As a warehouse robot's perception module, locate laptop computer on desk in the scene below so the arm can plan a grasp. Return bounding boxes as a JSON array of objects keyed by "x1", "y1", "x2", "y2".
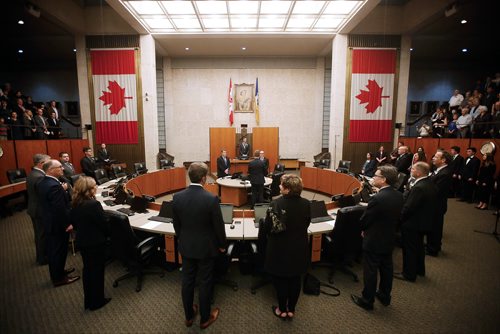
[
  {"x1": 148, "y1": 201, "x2": 174, "y2": 223},
  {"x1": 130, "y1": 196, "x2": 148, "y2": 214},
  {"x1": 220, "y1": 203, "x2": 234, "y2": 224},
  {"x1": 310, "y1": 200, "x2": 335, "y2": 224}
]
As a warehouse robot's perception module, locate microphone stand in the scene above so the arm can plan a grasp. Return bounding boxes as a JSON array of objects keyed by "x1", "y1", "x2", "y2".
[{"x1": 474, "y1": 211, "x2": 500, "y2": 243}]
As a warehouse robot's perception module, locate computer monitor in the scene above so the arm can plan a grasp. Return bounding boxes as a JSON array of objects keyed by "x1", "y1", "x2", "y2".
[
  {"x1": 310, "y1": 200, "x2": 329, "y2": 219},
  {"x1": 130, "y1": 196, "x2": 148, "y2": 213},
  {"x1": 253, "y1": 203, "x2": 269, "y2": 226},
  {"x1": 114, "y1": 186, "x2": 128, "y2": 204},
  {"x1": 220, "y1": 203, "x2": 234, "y2": 224},
  {"x1": 158, "y1": 200, "x2": 174, "y2": 218}
]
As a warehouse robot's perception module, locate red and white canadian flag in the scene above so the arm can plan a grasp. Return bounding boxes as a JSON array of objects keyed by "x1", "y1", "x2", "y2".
[
  {"x1": 349, "y1": 49, "x2": 396, "y2": 142},
  {"x1": 91, "y1": 49, "x2": 138, "y2": 144}
]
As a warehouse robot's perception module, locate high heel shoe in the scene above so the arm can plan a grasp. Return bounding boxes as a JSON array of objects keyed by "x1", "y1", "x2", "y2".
[{"x1": 272, "y1": 306, "x2": 287, "y2": 320}]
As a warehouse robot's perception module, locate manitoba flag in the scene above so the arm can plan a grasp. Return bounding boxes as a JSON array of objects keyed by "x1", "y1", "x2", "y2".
[
  {"x1": 349, "y1": 49, "x2": 396, "y2": 142},
  {"x1": 91, "y1": 49, "x2": 138, "y2": 144}
]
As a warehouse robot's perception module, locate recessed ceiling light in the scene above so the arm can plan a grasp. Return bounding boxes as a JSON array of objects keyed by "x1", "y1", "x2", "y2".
[
  {"x1": 18, "y1": 49, "x2": 23, "y2": 54},
  {"x1": 73, "y1": 48, "x2": 77, "y2": 52},
  {"x1": 462, "y1": 48, "x2": 468, "y2": 53},
  {"x1": 185, "y1": 47, "x2": 190, "y2": 51},
  {"x1": 241, "y1": 47, "x2": 247, "y2": 51},
  {"x1": 18, "y1": 20, "x2": 24, "y2": 25},
  {"x1": 410, "y1": 48, "x2": 413, "y2": 51},
  {"x1": 461, "y1": 19, "x2": 467, "y2": 24}
]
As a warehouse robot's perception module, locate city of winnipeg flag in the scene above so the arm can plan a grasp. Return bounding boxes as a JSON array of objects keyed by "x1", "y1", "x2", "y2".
[
  {"x1": 349, "y1": 49, "x2": 396, "y2": 142},
  {"x1": 91, "y1": 49, "x2": 138, "y2": 144}
]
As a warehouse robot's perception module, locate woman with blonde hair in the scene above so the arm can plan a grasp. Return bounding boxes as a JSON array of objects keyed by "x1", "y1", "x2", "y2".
[{"x1": 70, "y1": 176, "x2": 110, "y2": 311}]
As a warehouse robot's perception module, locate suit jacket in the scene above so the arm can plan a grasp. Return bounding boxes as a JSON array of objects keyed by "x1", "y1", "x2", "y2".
[
  {"x1": 80, "y1": 156, "x2": 96, "y2": 177},
  {"x1": 46, "y1": 118, "x2": 60, "y2": 138},
  {"x1": 362, "y1": 159, "x2": 377, "y2": 177},
  {"x1": 450, "y1": 154, "x2": 465, "y2": 177},
  {"x1": 71, "y1": 199, "x2": 108, "y2": 249},
  {"x1": 431, "y1": 165, "x2": 452, "y2": 214},
  {"x1": 216, "y1": 156, "x2": 231, "y2": 177},
  {"x1": 239, "y1": 142, "x2": 250, "y2": 157},
  {"x1": 401, "y1": 177, "x2": 438, "y2": 232},
  {"x1": 37, "y1": 176, "x2": 71, "y2": 235},
  {"x1": 361, "y1": 186, "x2": 403, "y2": 254},
  {"x1": 462, "y1": 156, "x2": 480, "y2": 181},
  {"x1": 172, "y1": 185, "x2": 226, "y2": 259},
  {"x1": 33, "y1": 115, "x2": 47, "y2": 134},
  {"x1": 97, "y1": 148, "x2": 111, "y2": 162},
  {"x1": 264, "y1": 194, "x2": 311, "y2": 276},
  {"x1": 395, "y1": 153, "x2": 412, "y2": 174},
  {"x1": 61, "y1": 162, "x2": 75, "y2": 181},
  {"x1": 27, "y1": 168, "x2": 45, "y2": 218},
  {"x1": 260, "y1": 157, "x2": 269, "y2": 176},
  {"x1": 248, "y1": 158, "x2": 266, "y2": 185},
  {"x1": 376, "y1": 151, "x2": 388, "y2": 165}
]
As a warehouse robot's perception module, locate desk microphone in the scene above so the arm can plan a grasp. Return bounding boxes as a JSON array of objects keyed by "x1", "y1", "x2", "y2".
[{"x1": 311, "y1": 192, "x2": 317, "y2": 201}]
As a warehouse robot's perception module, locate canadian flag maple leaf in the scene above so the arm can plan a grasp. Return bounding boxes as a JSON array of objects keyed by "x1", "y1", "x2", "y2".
[
  {"x1": 99, "y1": 80, "x2": 133, "y2": 115},
  {"x1": 355, "y1": 79, "x2": 390, "y2": 113}
]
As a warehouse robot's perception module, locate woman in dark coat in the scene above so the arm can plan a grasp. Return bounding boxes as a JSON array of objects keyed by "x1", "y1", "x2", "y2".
[
  {"x1": 361, "y1": 152, "x2": 377, "y2": 177},
  {"x1": 70, "y1": 176, "x2": 110, "y2": 311},
  {"x1": 264, "y1": 174, "x2": 311, "y2": 320},
  {"x1": 476, "y1": 153, "x2": 496, "y2": 210}
]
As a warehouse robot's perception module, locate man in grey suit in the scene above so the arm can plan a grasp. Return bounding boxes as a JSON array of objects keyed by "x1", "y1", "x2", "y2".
[
  {"x1": 351, "y1": 165, "x2": 403, "y2": 310},
  {"x1": 27, "y1": 153, "x2": 51, "y2": 265},
  {"x1": 395, "y1": 162, "x2": 438, "y2": 282},
  {"x1": 59, "y1": 152, "x2": 75, "y2": 184},
  {"x1": 173, "y1": 162, "x2": 226, "y2": 330}
]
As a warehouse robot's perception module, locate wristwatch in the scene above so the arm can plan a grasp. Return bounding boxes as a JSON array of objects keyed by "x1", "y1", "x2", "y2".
[{"x1": 480, "y1": 141, "x2": 496, "y2": 155}]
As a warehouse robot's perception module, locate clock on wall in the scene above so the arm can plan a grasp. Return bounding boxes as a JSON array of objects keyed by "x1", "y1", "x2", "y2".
[{"x1": 480, "y1": 141, "x2": 496, "y2": 155}]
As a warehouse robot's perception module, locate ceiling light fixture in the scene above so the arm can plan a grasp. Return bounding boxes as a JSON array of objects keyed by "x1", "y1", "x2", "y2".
[
  {"x1": 461, "y1": 19, "x2": 467, "y2": 24},
  {"x1": 73, "y1": 48, "x2": 77, "y2": 52},
  {"x1": 241, "y1": 47, "x2": 247, "y2": 51},
  {"x1": 462, "y1": 48, "x2": 468, "y2": 53},
  {"x1": 410, "y1": 48, "x2": 413, "y2": 51},
  {"x1": 185, "y1": 47, "x2": 190, "y2": 51},
  {"x1": 18, "y1": 49, "x2": 23, "y2": 54},
  {"x1": 18, "y1": 20, "x2": 24, "y2": 25}
]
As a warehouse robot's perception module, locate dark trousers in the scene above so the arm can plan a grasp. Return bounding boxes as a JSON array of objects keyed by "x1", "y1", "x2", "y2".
[
  {"x1": 30, "y1": 215, "x2": 47, "y2": 264},
  {"x1": 426, "y1": 213, "x2": 445, "y2": 254},
  {"x1": 476, "y1": 184, "x2": 493, "y2": 203},
  {"x1": 271, "y1": 275, "x2": 301, "y2": 312},
  {"x1": 450, "y1": 176, "x2": 461, "y2": 197},
  {"x1": 251, "y1": 184, "x2": 264, "y2": 207},
  {"x1": 462, "y1": 179, "x2": 475, "y2": 201},
  {"x1": 362, "y1": 251, "x2": 393, "y2": 304},
  {"x1": 81, "y1": 245, "x2": 106, "y2": 309},
  {"x1": 401, "y1": 227, "x2": 425, "y2": 280},
  {"x1": 47, "y1": 232, "x2": 69, "y2": 282},
  {"x1": 182, "y1": 257, "x2": 215, "y2": 323}
]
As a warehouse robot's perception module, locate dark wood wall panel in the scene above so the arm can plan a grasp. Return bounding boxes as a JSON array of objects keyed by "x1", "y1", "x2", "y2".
[
  {"x1": 253, "y1": 127, "x2": 279, "y2": 172},
  {"x1": 209, "y1": 128, "x2": 236, "y2": 174},
  {"x1": 401, "y1": 138, "x2": 416, "y2": 153},
  {"x1": 70, "y1": 139, "x2": 90, "y2": 174},
  {"x1": 47, "y1": 140, "x2": 72, "y2": 161},
  {"x1": 415, "y1": 138, "x2": 440, "y2": 163},
  {"x1": 97, "y1": 144, "x2": 144, "y2": 174},
  {"x1": 15, "y1": 141, "x2": 47, "y2": 174},
  {"x1": 0, "y1": 141, "x2": 17, "y2": 185}
]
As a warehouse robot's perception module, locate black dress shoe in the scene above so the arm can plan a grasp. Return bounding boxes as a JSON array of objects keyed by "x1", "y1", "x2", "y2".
[
  {"x1": 185, "y1": 304, "x2": 199, "y2": 327},
  {"x1": 64, "y1": 267, "x2": 75, "y2": 275},
  {"x1": 393, "y1": 272, "x2": 415, "y2": 282},
  {"x1": 200, "y1": 308, "x2": 220, "y2": 329},
  {"x1": 350, "y1": 294, "x2": 373, "y2": 311},
  {"x1": 426, "y1": 250, "x2": 438, "y2": 257},
  {"x1": 89, "y1": 298, "x2": 111, "y2": 311},
  {"x1": 375, "y1": 292, "x2": 390, "y2": 306},
  {"x1": 53, "y1": 275, "x2": 80, "y2": 287}
]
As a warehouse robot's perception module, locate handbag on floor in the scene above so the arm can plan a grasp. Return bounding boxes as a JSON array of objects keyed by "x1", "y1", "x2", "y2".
[{"x1": 303, "y1": 273, "x2": 340, "y2": 297}]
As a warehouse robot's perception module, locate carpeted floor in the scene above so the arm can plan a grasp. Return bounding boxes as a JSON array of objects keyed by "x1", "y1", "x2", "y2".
[{"x1": 1, "y1": 198, "x2": 499, "y2": 333}]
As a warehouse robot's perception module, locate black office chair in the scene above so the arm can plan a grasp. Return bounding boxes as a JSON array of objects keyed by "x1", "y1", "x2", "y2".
[
  {"x1": 394, "y1": 172, "x2": 409, "y2": 192},
  {"x1": 336, "y1": 160, "x2": 351, "y2": 173},
  {"x1": 112, "y1": 165, "x2": 127, "y2": 178},
  {"x1": 106, "y1": 210, "x2": 164, "y2": 292},
  {"x1": 313, "y1": 152, "x2": 331, "y2": 168},
  {"x1": 159, "y1": 159, "x2": 175, "y2": 169},
  {"x1": 70, "y1": 173, "x2": 85, "y2": 186},
  {"x1": 213, "y1": 242, "x2": 239, "y2": 294},
  {"x1": 273, "y1": 163, "x2": 285, "y2": 173},
  {"x1": 6, "y1": 169, "x2": 27, "y2": 184},
  {"x1": 250, "y1": 213, "x2": 272, "y2": 294},
  {"x1": 94, "y1": 169, "x2": 110, "y2": 185},
  {"x1": 321, "y1": 205, "x2": 366, "y2": 283},
  {"x1": 134, "y1": 162, "x2": 147, "y2": 175}
]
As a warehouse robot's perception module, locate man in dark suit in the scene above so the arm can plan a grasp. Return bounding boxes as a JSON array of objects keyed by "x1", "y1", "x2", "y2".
[
  {"x1": 46, "y1": 111, "x2": 60, "y2": 139},
  {"x1": 351, "y1": 165, "x2": 403, "y2": 310},
  {"x1": 216, "y1": 149, "x2": 231, "y2": 178},
  {"x1": 427, "y1": 150, "x2": 453, "y2": 256},
  {"x1": 96, "y1": 143, "x2": 111, "y2": 163},
  {"x1": 449, "y1": 146, "x2": 465, "y2": 197},
  {"x1": 395, "y1": 162, "x2": 438, "y2": 282},
  {"x1": 248, "y1": 151, "x2": 266, "y2": 208},
  {"x1": 459, "y1": 147, "x2": 480, "y2": 202},
  {"x1": 33, "y1": 107, "x2": 48, "y2": 139},
  {"x1": 173, "y1": 162, "x2": 226, "y2": 329},
  {"x1": 394, "y1": 146, "x2": 412, "y2": 175},
  {"x1": 59, "y1": 151, "x2": 75, "y2": 184},
  {"x1": 238, "y1": 137, "x2": 250, "y2": 159},
  {"x1": 27, "y1": 153, "x2": 51, "y2": 265},
  {"x1": 259, "y1": 150, "x2": 270, "y2": 176},
  {"x1": 80, "y1": 147, "x2": 97, "y2": 178},
  {"x1": 37, "y1": 159, "x2": 80, "y2": 287}
]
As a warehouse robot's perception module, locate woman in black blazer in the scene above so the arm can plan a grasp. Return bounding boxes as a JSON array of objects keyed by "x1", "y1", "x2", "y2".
[
  {"x1": 264, "y1": 174, "x2": 311, "y2": 320},
  {"x1": 361, "y1": 152, "x2": 377, "y2": 177},
  {"x1": 70, "y1": 176, "x2": 110, "y2": 311},
  {"x1": 476, "y1": 154, "x2": 496, "y2": 210}
]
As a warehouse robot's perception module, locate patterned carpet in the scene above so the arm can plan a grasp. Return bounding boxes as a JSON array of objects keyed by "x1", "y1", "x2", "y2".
[{"x1": 1, "y1": 199, "x2": 499, "y2": 333}]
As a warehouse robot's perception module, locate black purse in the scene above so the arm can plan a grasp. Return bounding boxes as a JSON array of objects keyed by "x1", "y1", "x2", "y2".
[
  {"x1": 303, "y1": 273, "x2": 340, "y2": 297},
  {"x1": 266, "y1": 199, "x2": 287, "y2": 234}
]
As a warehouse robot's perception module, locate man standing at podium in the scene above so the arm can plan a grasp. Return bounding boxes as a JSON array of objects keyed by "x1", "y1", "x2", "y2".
[
  {"x1": 216, "y1": 149, "x2": 231, "y2": 178},
  {"x1": 248, "y1": 151, "x2": 266, "y2": 208},
  {"x1": 173, "y1": 162, "x2": 226, "y2": 329},
  {"x1": 239, "y1": 137, "x2": 250, "y2": 159}
]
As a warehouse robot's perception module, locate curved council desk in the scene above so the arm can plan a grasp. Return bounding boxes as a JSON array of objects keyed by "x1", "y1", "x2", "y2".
[{"x1": 216, "y1": 176, "x2": 272, "y2": 207}]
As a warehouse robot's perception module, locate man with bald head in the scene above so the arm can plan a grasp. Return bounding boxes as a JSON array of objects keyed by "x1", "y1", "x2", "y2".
[
  {"x1": 394, "y1": 162, "x2": 437, "y2": 283},
  {"x1": 394, "y1": 146, "x2": 412, "y2": 175},
  {"x1": 37, "y1": 159, "x2": 79, "y2": 287}
]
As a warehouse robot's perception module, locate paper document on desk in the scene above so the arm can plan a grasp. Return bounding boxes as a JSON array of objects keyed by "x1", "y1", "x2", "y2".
[
  {"x1": 141, "y1": 221, "x2": 162, "y2": 229},
  {"x1": 326, "y1": 220, "x2": 335, "y2": 228}
]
